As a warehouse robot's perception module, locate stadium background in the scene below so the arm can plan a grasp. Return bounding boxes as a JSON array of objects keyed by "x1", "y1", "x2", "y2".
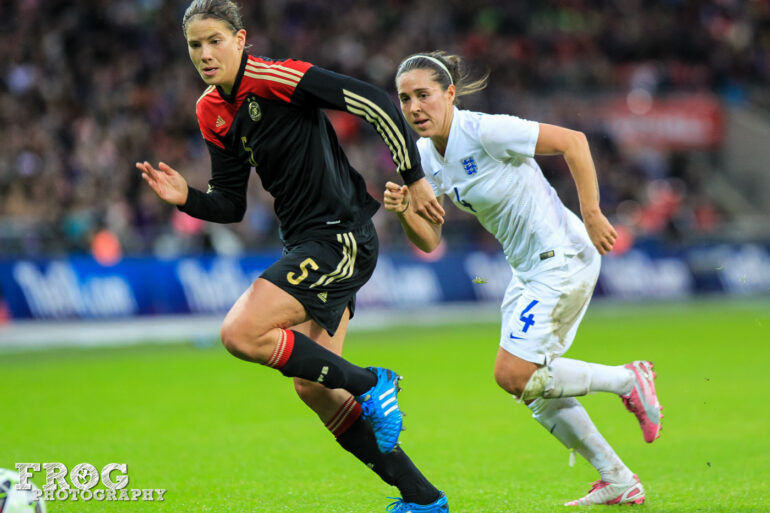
[
  {"x1": 1, "y1": 1, "x2": 769, "y2": 512},
  {"x1": 1, "y1": 0, "x2": 769, "y2": 328}
]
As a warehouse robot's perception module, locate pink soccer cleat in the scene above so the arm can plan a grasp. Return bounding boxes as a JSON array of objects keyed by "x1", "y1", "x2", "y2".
[
  {"x1": 565, "y1": 475, "x2": 645, "y2": 506},
  {"x1": 621, "y1": 360, "x2": 662, "y2": 443}
]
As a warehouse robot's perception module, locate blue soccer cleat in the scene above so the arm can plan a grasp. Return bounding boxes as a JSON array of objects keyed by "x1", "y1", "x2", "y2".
[
  {"x1": 386, "y1": 491, "x2": 449, "y2": 512},
  {"x1": 356, "y1": 367, "x2": 403, "y2": 453}
]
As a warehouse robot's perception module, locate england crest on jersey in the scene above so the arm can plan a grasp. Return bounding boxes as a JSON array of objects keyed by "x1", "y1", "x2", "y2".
[{"x1": 461, "y1": 156, "x2": 478, "y2": 175}]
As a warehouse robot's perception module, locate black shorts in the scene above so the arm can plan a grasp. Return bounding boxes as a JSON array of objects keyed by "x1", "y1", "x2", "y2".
[{"x1": 260, "y1": 220, "x2": 378, "y2": 336}]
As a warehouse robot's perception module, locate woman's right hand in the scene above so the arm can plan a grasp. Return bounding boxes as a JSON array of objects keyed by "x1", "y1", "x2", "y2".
[
  {"x1": 135, "y1": 161, "x2": 189, "y2": 206},
  {"x1": 384, "y1": 181, "x2": 410, "y2": 215}
]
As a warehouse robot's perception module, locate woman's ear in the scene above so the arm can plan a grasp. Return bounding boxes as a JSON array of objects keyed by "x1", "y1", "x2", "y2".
[{"x1": 446, "y1": 84, "x2": 456, "y2": 104}]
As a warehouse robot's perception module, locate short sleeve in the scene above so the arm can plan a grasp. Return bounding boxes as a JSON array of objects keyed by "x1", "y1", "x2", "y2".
[
  {"x1": 424, "y1": 172, "x2": 443, "y2": 198},
  {"x1": 416, "y1": 139, "x2": 446, "y2": 198},
  {"x1": 478, "y1": 114, "x2": 539, "y2": 161}
]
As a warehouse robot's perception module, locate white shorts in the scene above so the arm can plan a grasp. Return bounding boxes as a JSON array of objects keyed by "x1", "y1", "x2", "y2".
[{"x1": 499, "y1": 247, "x2": 601, "y2": 365}]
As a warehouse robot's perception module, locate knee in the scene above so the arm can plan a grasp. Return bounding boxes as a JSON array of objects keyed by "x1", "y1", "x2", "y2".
[
  {"x1": 220, "y1": 317, "x2": 270, "y2": 362},
  {"x1": 494, "y1": 366, "x2": 534, "y2": 397},
  {"x1": 220, "y1": 321, "x2": 246, "y2": 359}
]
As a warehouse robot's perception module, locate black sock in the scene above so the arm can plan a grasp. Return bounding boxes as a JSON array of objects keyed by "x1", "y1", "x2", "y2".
[
  {"x1": 336, "y1": 416, "x2": 441, "y2": 505},
  {"x1": 274, "y1": 330, "x2": 376, "y2": 396}
]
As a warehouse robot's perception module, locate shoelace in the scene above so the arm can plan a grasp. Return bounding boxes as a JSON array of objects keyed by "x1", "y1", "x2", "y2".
[
  {"x1": 360, "y1": 400, "x2": 374, "y2": 417},
  {"x1": 385, "y1": 496, "x2": 407, "y2": 513}
]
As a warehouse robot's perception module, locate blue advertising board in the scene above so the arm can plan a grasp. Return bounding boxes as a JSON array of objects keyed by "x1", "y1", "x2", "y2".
[{"x1": 1, "y1": 244, "x2": 768, "y2": 321}]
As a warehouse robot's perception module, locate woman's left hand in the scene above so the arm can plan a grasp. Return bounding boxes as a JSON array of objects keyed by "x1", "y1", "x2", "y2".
[{"x1": 583, "y1": 211, "x2": 617, "y2": 255}]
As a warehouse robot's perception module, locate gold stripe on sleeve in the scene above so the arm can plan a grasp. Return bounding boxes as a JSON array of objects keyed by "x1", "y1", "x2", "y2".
[
  {"x1": 245, "y1": 64, "x2": 303, "y2": 84},
  {"x1": 343, "y1": 90, "x2": 410, "y2": 171},
  {"x1": 247, "y1": 61, "x2": 306, "y2": 79},
  {"x1": 244, "y1": 71, "x2": 300, "y2": 88}
]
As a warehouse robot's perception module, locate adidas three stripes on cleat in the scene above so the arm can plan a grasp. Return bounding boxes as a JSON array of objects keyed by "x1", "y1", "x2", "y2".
[{"x1": 356, "y1": 367, "x2": 404, "y2": 453}]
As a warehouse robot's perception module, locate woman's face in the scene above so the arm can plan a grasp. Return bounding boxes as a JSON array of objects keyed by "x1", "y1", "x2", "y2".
[
  {"x1": 185, "y1": 16, "x2": 245, "y2": 93},
  {"x1": 396, "y1": 68, "x2": 455, "y2": 141}
]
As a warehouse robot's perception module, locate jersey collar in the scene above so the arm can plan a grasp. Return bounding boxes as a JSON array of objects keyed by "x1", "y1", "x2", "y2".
[{"x1": 430, "y1": 106, "x2": 460, "y2": 163}]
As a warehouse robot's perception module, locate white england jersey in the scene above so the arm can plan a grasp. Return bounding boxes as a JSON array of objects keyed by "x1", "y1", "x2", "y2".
[{"x1": 418, "y1": 107, "x2": 592, "y2": 277}]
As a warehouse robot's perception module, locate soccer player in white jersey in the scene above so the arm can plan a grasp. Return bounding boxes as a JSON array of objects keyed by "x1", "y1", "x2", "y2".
[{"x1": 384, "y1": 52, "x2": 663, "y2": 507}]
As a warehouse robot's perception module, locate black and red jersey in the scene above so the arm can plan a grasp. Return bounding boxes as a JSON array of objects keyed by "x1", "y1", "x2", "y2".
[{"x1": 180, "y1": 53, "x2": 424, "y2": 246}]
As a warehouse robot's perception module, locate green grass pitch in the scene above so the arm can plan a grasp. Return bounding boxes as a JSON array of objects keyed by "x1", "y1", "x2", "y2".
[{"x1": 2, "y1": 299, "x2": 769, "y2": 512}]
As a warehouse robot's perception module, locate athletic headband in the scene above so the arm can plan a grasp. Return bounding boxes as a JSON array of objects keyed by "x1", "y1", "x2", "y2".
[{"x1": 401, "y1": 55, "x2": 453, "y2": 85}]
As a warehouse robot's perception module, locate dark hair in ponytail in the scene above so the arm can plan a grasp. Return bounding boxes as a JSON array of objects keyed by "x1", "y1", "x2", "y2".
[{"x1": 396, "y1": 51, "x2": 489, "y2": 104}]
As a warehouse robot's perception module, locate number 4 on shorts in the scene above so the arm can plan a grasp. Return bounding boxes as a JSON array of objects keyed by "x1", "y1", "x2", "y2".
[{"x1": 520, "y1": 299, "x2": 539, "y2": 333}]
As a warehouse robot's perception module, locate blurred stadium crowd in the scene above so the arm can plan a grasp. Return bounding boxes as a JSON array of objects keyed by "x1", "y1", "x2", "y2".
[{"x1": 1, "y1": 0, "x2": 767, "y2": 258}]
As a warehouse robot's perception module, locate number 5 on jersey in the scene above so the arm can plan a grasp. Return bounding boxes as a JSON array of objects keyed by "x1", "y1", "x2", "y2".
[{"x1": 287, "y1": 258, "x2": 319, "y2": 285}]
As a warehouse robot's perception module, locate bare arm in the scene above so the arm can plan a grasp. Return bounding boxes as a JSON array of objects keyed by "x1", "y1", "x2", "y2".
[
  {"x1": 535, "y1": 123, "x2": 617, "y2": 254},
  {"x1": 383, "y1": 181, "x2": 443, "y2": 252}
]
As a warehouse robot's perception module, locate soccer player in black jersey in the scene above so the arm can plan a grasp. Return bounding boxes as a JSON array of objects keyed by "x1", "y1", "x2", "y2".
[{"x1": 135, "y1": 1, "x2": 448, "y2": 511}]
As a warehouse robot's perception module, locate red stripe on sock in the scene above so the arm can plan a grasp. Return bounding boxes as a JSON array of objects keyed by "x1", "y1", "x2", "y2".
[
  {"x1": 326, "y1": 396, "x2": 362, "y2": 437},
  {"x1": 265, "y1": 330, "x2": 284, "y2": 367},
  {"x1": 277, "y1": 329, "x2": 295, "y2": 368},
  {"x1": 266, "y1": 329, "x2": 295, "y2": 369},
  {"x1": 333, "y1": 402, "x2": 362, "y2": 437},
  {"x1": 326, "y1": 396, "x2": 355, "y2": 432}
]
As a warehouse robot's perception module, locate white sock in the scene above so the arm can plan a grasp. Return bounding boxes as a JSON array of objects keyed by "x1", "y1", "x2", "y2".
[
  {"x1": 544, "y1": 358, "x2": 634, "y2": 398},
  {"x1": 529, "y1": 397, "x2": 635, "y2": 484}
]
